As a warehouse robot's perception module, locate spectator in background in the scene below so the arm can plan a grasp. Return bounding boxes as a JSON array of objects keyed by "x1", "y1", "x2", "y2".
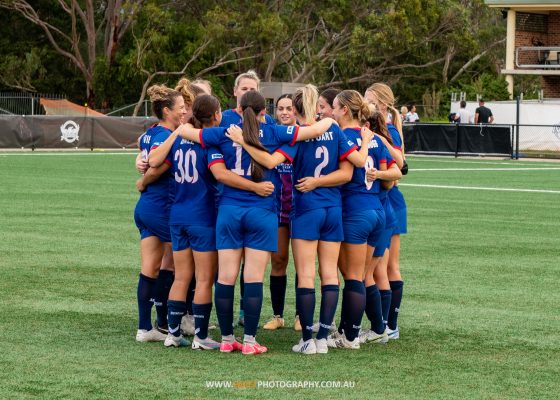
[
  {"x1": 406, "y1": 104, "x2": 419, "y2": 123},
  {"x1": 474, "y1": 99, "x2": 494, "y2": 124},
  {"x1": 454, "y1": 100, "x2": 472, "y2": 124},
  {"x1": 400, "y1": 106, "x2": 408, "y2": 122}
]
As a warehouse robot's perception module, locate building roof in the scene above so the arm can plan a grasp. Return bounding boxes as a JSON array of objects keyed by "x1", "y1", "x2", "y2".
[
  {"x1": 485, "y1": 0, "x2": 560, "y2": 10},
  {"x1": 40, "y1": 98, "x2": 105, "y2": 116}
]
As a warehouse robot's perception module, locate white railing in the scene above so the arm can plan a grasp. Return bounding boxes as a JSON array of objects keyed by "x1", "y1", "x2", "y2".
[{"x1": 515, "y1": 46, "x2": 560, "y2": 68}]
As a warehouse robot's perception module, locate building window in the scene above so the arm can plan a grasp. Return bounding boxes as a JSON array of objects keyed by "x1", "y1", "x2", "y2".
[{"x1": 516, "y1": 12, "x2": 548, "y2": 33}]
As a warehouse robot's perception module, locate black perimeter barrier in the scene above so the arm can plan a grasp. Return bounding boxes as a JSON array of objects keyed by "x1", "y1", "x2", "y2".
[
  {"x1": 403, "y1": 123, "x2": 514, "y2": 158},
  {"x1": 0, "y1": 116, "x2": 157, "y2": 150},
  {"x1": 0, "y1": 117, "x2": 540, "y2": 160}
]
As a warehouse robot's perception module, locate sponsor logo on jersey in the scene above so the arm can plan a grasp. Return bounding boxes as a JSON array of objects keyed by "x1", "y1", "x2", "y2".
[
  {"x1": 211, "y1": 153, "x2": 223, "y2": 159},
  {"x1": 286, "y1": 126, "x2": 295, "y2": 135},
  {"x1": 180, "y1": 138, "x2": 194, "y2": 145},
  {"x1": 276, "y1": 163, "x2": 292, "y2": 173},
  {"x1": 60, "y1": 120, "x2": 80, "y2": 143}
]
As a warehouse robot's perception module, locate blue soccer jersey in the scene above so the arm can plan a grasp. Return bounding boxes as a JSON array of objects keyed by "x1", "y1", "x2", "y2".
[
  {"x1": 136, "y1": 125, "x2": 174, "y2": 214},
  {"x1": 199, "y1": 123, "x2": 299, "y2": 211},
  {"x1": 387, "y1": 123, "x2": 402, "y2": 152},
  {"x1": 220, "y1": 109, "x2": 275, "y2": 127},
  {"x1": 167, "y1": 136, "x2": 219, "y2": 226},
  {"x1": 386, "y1": 123, "x2": 407, "y2": 212},
  {"x1": 291, "y1": 124, "x2": 357, "y2": 216},
  {"x1": 341, "y1": 127, "x2": 394, "y2": 213}
]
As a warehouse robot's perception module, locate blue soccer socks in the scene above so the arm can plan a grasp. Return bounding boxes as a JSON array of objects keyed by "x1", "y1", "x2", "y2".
[
  {"x1": 317, "y1": 285, "x2": 339, "y2": 340},
  {"x1": 388, "y1": 280, "x2": 404, "y2": 330},
  {"x1": 215, "y1": 282, "x2": 235, "y2": 337},
  {"x1": 137, "y1": 273, "x2": 156, "y2": 331}
]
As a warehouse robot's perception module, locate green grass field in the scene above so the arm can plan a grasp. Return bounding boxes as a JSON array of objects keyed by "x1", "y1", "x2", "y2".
[{"x1": 1, "y1": 152, "x2": 559, "y2": 400}]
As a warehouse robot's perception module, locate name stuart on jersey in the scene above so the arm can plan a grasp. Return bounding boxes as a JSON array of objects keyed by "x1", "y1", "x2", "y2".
[{"x1": 304, "y1": 131, "x2": 334, "y2": 142}]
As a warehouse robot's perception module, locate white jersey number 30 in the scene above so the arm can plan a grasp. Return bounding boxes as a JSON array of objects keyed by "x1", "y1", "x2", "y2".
[{"x1": 174, "y1": 148, "x2": 199, "y2": 184}]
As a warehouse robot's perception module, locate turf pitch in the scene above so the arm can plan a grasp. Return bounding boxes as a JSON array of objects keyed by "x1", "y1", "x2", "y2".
[{"x1": 0, "y1": 152, "x2": 559, "y2": 399}]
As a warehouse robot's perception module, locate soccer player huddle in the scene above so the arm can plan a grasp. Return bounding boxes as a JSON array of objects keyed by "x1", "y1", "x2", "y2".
[{"x1": 133, "y1": 70, "x2": 407, "y2": 355}]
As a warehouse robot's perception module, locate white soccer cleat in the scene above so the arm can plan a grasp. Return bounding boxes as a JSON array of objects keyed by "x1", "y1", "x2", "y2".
[
  {"x1": 136, "y1": 328, "x2": 167, "y2": 343},
  {"x1": 292, "y1": 338, "x2": 317, "y2": 354},
  {"x1": 315, "y1": 338, "x2": 329, "y2": 354},
  {"x1": 326, "y1": 331, "x2": 360, "y2": 350},
  {"x1": 387, "y1": 326, "x2": 400, "y2": 340},
  {"x1": 181, "y1": 313, "x2": 195, "y2": 336},
  {"x1": 191, "y1": 335, "x2": 220, "y2": 350},
  {"x1": 164, "y1": 334, "x2": 190, "y2": 347},
  {"x1": 359, "y1": 329, "x2": 388, "y2": 344},
  {"x1": 326, "y1": 330, "x2": 342, "y2": 348}
]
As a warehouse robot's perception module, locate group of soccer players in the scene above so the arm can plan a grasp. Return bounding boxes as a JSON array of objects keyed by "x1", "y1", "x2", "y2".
[{"x1": 133, "y1": 70, "x2": 407, "y2": 355}]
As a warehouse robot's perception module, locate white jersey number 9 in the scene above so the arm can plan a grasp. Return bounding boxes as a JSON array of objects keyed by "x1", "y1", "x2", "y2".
[
  {"x1": 174, "y1": 148, "x2": 199, "y2": 184},
  {"x1": 364, "y1": 156, "x2": 374, "y2": 190},
  {"x1": 314, "y1": 146, "x2": 329, "y2": 178}
]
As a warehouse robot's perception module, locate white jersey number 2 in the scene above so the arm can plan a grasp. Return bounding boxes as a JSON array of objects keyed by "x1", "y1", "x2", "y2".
[{"x1": 314, "y1": 146, "x2": 329, "y2": 178}]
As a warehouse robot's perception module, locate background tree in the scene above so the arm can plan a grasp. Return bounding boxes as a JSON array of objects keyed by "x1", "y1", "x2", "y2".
[
  {"x1": 0, "y1": 0, "x2": 145, "y2": 107},
  {"x1": 0, "y1": 0, "x2": 512, "y2": 118}
]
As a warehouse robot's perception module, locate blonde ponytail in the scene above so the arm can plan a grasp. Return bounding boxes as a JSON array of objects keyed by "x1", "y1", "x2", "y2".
[
  {"x1": 293, "y1": 84, "x2": 319, "y2": 125},
  {"x1": 336, "y1": 90, "x2": 371, "y2": 125},
  {"x1": 366, "y1": 83, "x2": 405, "y2": 153},
  {"x1": 175, "y1": 77, "x2": 196, "y2": 108}
]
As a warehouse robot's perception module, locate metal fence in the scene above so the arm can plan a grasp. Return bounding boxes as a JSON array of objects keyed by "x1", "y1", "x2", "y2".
[
  {"x1": 0, "y1": 92, "x2": 66, "y2": 115},
  {"x1": 403, "y1": 122, "x2": 560, "y2": 159},
  {"x1": 105, "y1": 101, "x2": 151, "y2": 117},
  {"x1": 515, "y1": 123, "x2": 560, "y2": 159}
]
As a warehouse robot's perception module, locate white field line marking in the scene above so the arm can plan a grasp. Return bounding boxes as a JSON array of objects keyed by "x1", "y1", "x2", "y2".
[
  {"x1": 407, "y1": 157, "x2": 560, "y2": 166},
  {"x1": 0, "y1": 152, "x2": 134, "y2": 156},
  {"x1": 399, "y1": 183, "x2": 560, "y2": 194},
  {"x1": 411, "y1": 167, "x2": 560, "y2": 171}
]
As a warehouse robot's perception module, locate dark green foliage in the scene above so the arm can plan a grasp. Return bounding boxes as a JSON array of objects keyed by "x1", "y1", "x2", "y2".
[{"x1": 0, "y1": 0, "x2": 523, "y2": 116}]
